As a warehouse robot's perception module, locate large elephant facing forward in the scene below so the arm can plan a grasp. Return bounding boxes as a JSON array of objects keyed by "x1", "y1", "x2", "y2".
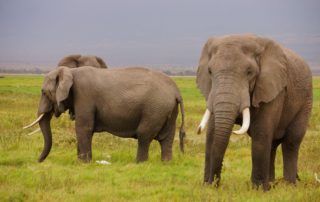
[
  {"x1": 196, "y1": 34, "x2": 312, "y2": 190},
  {"x1": 25, "y1": 66, "x2": 185, "y2": 163}
]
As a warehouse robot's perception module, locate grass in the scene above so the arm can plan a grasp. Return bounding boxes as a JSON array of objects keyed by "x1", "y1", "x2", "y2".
[{"x1": 0, "y1": 75, "x2": 319, "y2": 201}]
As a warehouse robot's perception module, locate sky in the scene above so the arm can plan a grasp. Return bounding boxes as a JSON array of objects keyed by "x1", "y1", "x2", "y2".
[{"x1": 0, "y1": 0, "x2": 319, "y2": 70}]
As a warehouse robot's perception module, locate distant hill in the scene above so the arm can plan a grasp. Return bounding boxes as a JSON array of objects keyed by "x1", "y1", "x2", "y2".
[
  {"x1": 310, "y1": 64, "x2": 320, "y2": 76},
  {"x1": 0, "y1": 63, "x2": 54, "y2": 74},
  {"x1": 1, "y1": 63, "x2": 320, "y2": 76},
  {"x1": 0, "y1": 63, "x2": 197, "y2": 76}
]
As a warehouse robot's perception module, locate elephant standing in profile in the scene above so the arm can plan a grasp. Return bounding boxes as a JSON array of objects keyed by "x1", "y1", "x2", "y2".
[
  {"x1": 24, "y1": 66, "x2": 185, "y2": 163},
  {"x1": 57, "y1": 54, "x2": 108, "y2": 68},
  {"x1": 196, "y1": 34, "x2": 312, "y2": 190}
]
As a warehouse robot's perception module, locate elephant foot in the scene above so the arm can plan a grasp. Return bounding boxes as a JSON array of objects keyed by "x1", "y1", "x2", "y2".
[
  {"x1": 136, "y1": 151, "x2": 149, "y2": 163},
  {"x1": 252, "y1": 180, "x2": 271, "y2": 191},
  {"x1": 203, "y1": 175, "x2": 221, "y2": 187},
  {"x1": 78, "y1": 152, "x2": 92, "y2": 163},
  {"x1": 136, "y1": 157, "x2": 148, "y2": 163},
  {"x1": 160, "y1": 151, "x2": 172, "y2": 161},
  {"x1": 203, "y1": 180, "x2": 220, "y2": 188},
  {"x1": 161, "y1": 156, "x2": 172, "y2": 161},
  {"x1": 136, "y1": 150, "x2": 149, "y2": 163},
  {"x1": 269, "y1": 175, "x2": 275, "y2": 182},
  {"x1": 282, "y1": 173, "x2": 300, "y2": 183}
]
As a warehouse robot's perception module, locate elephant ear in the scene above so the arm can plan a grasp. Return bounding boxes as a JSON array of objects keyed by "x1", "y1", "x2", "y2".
[
  {"x1": 196, "y1": 38, "x2": 214, "y2": 100},
  {"x1": 95, "y1": 56, "x2": 108, "y2": 68},
  {"x1": 57, "y1": 54, "x2": 81, "y2": 68},
  {"x1": 252, "y1": 38, "x2": 288, "y2": 107},
  {"x1": 56, "y1": 67, "x2": 73, "y2": 112}
]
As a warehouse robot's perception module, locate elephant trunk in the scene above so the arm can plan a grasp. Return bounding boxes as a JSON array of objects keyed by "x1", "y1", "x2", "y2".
[
  {"x1": 208, "y1": 102, "x2": 238, "y2": 183},
  {"x1": 38, "y1": 112, "x2": 53, "y2": 162},
  {"x1": 206, "y1": 81, "x2": 241, "y2": 184}
]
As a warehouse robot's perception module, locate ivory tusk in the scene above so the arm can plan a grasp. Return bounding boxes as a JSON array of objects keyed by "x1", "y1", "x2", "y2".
[
  {"x1": 233, "y1": 107, "x2": 250, "y2": 135},
  {"x1": 27, "y1": 128, "x2": 41, "y2": 136},
  {"x1": 23, "y1": 114, "x2": 44, "y2": 129},
  {"x1": 197, "y1": 109, "x2": 211, "y2": 134}
]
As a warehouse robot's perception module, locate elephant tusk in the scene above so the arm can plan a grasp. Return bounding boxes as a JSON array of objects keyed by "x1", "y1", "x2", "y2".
[
  {"x1": 233, "y1": 107, "x2": 250, "y2": 135},
  {"x1": 197, "y1": 109, "x2": 211, "y2": 134},
  {"x1": 27, "y1": 128, "x2": 41, "y2": 136},
  {"x1": 23, "y1": 114, "x2": 45, "y2": 129}
]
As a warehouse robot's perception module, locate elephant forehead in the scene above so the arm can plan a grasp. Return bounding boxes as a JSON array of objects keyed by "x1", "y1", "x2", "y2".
[
  {"x1": 210, "y1": 51, "x2": 247, "y2": 69},
  {"x1": 213, "y1": 36, "x2": 259, "y2": 54},
  {"x1": 216, "y1": 34, "x2": 256, "y2": 44}
]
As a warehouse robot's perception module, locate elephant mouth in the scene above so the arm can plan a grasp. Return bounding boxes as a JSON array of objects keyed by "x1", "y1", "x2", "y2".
[{"x1": 53, "y1": 104, "x2": 62, "y2": 117}]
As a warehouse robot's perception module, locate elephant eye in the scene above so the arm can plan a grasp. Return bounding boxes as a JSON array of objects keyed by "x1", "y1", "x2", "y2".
[
  {"x1": 246, "y1": 69, "x2": 253, "y2": 77},
  {"x1": 208, "y1": 68, "x2": 212, "y2": 75}
]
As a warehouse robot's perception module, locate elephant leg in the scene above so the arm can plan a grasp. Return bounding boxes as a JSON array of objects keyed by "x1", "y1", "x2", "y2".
[
  {"x1": 76, "y1": 130, "x2": 93, "y2": 162},
  {"x1": 251, "y1": 92, "x2": 284, "y2": 191},
  {"x1": 159, "y1": 130, "x2": 174, "y2": 161},
  {"x1": 282, "y1": 141, "x2": 300, "y2": 183},
  {"x1": 136, "y1": 114, "x2": 166, "y2": 163},
  {"x1": 269, "y1": 140, "x2": 281, "y2": 182},
  {"x1": 136, "y1": 139, "x2": 152, "y2": 163},
  {"x1": 282, "y1": 111, "x2": 308, "y2": 183},
  {"x1": 159, "y1": 127, "x2": 175, "y2": 161},
  {"x1": 159, "y1": 121, "x2": 176, "y2": 161},
  {"x1": 250, "y1": 117, "x2": 276, "y2": 190},
  {"x1": 75, "y1": 114, "x2": 94, "y2": 163},
  {"x1": 158, "y1": 106, "x2": 178, "y2": 161},
  {"x1": 251, "y1": 134, "x2": 272, "y2": 190}
]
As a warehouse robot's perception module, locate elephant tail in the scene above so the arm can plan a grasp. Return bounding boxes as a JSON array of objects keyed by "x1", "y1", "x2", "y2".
[{"x1": 177, "y1": 96, "x2": 186, "y2": 153}]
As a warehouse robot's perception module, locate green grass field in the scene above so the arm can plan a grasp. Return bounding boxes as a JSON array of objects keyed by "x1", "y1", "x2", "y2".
[{"x1": 0, "y1": 75, "x2": 319, "y2": 201}]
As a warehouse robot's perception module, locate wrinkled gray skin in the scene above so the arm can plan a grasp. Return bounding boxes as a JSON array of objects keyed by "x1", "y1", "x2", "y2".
[
  {"x1": 197, "y1": 34, "x2": 312, "y2": 191},
  {"x1": 57, "y1": 54, "x2": 108, "y2": 69},
  {"x1": 37, "y1": 66, "x2": 185, "y2": 163}
]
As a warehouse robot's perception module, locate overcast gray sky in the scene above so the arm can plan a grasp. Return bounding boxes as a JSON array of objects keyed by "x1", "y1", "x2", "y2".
[{"x1": 0, "y1": 0, "x2": 319, "y2": 69}]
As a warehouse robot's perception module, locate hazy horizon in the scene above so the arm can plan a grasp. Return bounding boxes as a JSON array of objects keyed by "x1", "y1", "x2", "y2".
[{"x1": 1, "y1": 0, "x2": 319, "y2": 70}]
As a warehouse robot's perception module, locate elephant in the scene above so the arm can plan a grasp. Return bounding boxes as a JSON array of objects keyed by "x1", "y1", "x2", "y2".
[
  {"x1": 24, "y1": 66, "x2": 185, "y2": 163},
  {"x1": 196, "y1": 34, "x2": 312, "y2": 191},
  {"x1": 57, "y1": 54, "x2": 108, "y2": 68}
]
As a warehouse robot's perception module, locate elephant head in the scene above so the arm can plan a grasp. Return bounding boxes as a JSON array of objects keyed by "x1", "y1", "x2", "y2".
[
  {"x1": 196, "y1": 34, "x2": 287, "y2": 184},
  {"x1": 58, "y1": 54, "x2": 108, "y2": 68},
  {"x1": 24, "y1": 67, "x2": 74, "y2": 162}
]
